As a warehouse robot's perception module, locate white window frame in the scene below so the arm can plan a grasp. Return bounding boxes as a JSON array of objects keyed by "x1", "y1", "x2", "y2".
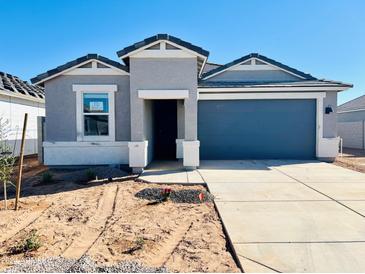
[{"x1": 73, "y1": 84, "x2": 117, "y2": 142}]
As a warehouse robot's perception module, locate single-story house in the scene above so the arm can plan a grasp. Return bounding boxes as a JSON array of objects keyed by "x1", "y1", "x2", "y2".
[
  {"x1": 338, "y1": 94, "x2": 365, "y2": 149},
  {"x1": 31, "y1": 34, "x2": 352, "y2": 172},
  {"x1": 0, "y1": 71, "x2": 45, "y2": 156}
]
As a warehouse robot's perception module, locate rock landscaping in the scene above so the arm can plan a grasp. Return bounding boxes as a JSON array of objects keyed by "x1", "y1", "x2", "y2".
[
  {"x1": 135, "y1": 187, "x2": 214, "y2": 203},
  {"x1": 5, "y1": 256, "x2": 167, "y2": 273}
]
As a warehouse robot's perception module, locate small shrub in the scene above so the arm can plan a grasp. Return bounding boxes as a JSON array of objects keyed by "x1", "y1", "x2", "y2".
[
  {"x1": 10, "y1": 230, "x2": 42, "y2": 254},
  {"x1": 40, "y1": 171, "x2": 54, "y2": 184},
  {"x1": 135, "y1": 236, "x2": 145, "y2": 248},
  {"x1": 123, "y1": 236, "x2": 145, "y2": 254},
  {"x1": 85, "y1": 169, "x2": 96, "y2": 181}
]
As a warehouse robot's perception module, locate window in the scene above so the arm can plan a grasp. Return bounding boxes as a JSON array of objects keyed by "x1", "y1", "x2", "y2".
[
  {"x1": 73, "y1": 85, "x2": 117, "y2": 142},
  {"x1": 83, "y1": 93, "x2": 109, "y2": 136}
]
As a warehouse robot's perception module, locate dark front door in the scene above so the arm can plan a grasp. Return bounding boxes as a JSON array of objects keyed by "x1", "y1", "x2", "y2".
[{"x1": 153, "y1": 100, "x2": 177, "y2": 160}]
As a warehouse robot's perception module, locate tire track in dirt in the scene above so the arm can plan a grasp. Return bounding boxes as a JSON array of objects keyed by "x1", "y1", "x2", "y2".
[
  {"x1": 149, "y1": 220, "x2": 194, "y2": 267},
  {"x1": 62, "y1": 185, "x2": 118, "y2": 259},
  {"x1": 0, "y1": 204, "x2": 53, "y2": 243}
]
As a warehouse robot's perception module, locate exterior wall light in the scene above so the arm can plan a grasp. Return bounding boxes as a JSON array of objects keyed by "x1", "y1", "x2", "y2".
[{"x1": 325, "y1": 106, "x2": 333, "y2": 114}]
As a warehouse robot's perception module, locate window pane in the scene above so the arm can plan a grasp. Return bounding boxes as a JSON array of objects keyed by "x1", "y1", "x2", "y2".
[
  {"x1": 84, "y1": 115, "x2": 109, "y2": 136},
  {"x1": 83, "y1": 93, "x2": 109, "y2": 113}
]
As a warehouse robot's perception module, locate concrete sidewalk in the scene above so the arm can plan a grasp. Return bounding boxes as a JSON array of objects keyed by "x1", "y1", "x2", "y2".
[
  {"x1": 141, "y1": 160, "x2": 365, "y2": 272},
  {"x1": 139, "y1": 160, "x2": 204, "y2": 184}
]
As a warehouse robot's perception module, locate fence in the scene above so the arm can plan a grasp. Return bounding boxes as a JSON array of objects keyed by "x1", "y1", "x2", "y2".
[{"x1": 338, "y1": 121, "x2": 365, "y2": 149}]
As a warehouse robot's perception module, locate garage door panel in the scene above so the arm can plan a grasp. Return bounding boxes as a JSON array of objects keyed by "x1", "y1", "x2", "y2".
[{"x1": 198, "y1": 99, "x2": 316, "y2": 159}]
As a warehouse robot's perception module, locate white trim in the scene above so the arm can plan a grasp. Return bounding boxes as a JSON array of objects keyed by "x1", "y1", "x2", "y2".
[
  {"x1": 197, "y1": 91, "x2": 330, "y2": 159},
  {"x1": 73, "y1": 85, "x2": 117, "y2": 142},
  {"x1": 138, "y1": 89, "x2": 189, "y2": 99},
  {"x1": 33, "y1": 60, "x2": 129, "y2": 85},
  {"x1": 119, "y1": 39, "x2": 207, "y2": 60},
  {"x1": 0, "y1": 89, "x2": 45, "y2": 104},
  {"x1": 198, "y1": 92, "x2": 326, "y2": 100},
  {"x1": 72, "y1": 84, "x2": 117, "y2": 92},
  {"x1": 43, "y1": 141, "x2": 127, "y2": 147},
  {"x1": 131, "y1": 49, "x2": 196, "y2": 58},
  {"x1": 337, "y1": 108, "x2": 365, "y2": 114},
  {"x1": 198, "y1": 86, "x2": 348, "y2": 92},
  {"x1": 65, "y1": 60, "x2": 128, "y2": 76},
  {"x1": 199, "y1": 57, "x2": 208, "y2": 77},
  {"x1": 202, "y1": 57, "x2": 307, "y2": 80},
  {"x1": 230, "y1": 64, "x2": 277, "y2": 71},
  {"x1": 64, "y1": 68, "x2": 126, "y2": 76}
]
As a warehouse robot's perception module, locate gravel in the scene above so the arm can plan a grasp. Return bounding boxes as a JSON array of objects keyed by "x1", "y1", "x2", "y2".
[
  {"x1": 5, "y1": 256, "x2": 168, "y2": 273},
  {"x1": 135, "y1": 188, "x2": 214, "y2": 203}
]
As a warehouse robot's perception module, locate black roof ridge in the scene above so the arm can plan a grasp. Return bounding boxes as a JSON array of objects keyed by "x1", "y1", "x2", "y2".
[
  {"x1": 31, "y1": 54, "x2": 129, "y2": 84},
  {"x1": 116, "y1": 33, "x2": 209, "y2": 58},
  {"x1": 201, "y1": 53, "x2": 317, "y2": 80},
  {"x1": 205, "y1": 61, "x2": 222, "y2": 66}
]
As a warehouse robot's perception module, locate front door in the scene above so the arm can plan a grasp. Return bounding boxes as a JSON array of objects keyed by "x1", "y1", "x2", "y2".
[{"x1": 153, "y1": 100, "x2": 177, "y2": 160}]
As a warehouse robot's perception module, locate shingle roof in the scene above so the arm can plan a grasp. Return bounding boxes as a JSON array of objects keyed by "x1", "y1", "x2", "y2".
[
  {"x1": 202, "y1": 62, "x2": 221, "y2": 74},
  {"x1": 0, "y1": 71, "x2": 44, "y2": 100},
  {"x1": 116, "y1": 34, "x2": 209, "y2": 58},
  {"x1": 198, "y1": 79, "x2": 353, "y2": 88},
  {"x1": 338, "y1": 94, "x2": 365, "y2": 112},
  {"x1": 201, "y1": 53, "x2": 317, "y2": 80},
  {"x1": 31, "y1": 54, "x2": 128, "y2": 85}
]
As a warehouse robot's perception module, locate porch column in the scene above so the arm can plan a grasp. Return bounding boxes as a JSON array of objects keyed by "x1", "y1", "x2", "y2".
[
  {"x1": 183, "y1": 91, "x2": 199, "y2": 169},
  {"x1": 128, "y1": 92, "x2": 148, "y2": 173}
]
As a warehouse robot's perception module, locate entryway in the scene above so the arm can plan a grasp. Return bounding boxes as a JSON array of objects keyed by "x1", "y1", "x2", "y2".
[{"x1": 153, "y1": 100, "x2": 177, "y2": 160}]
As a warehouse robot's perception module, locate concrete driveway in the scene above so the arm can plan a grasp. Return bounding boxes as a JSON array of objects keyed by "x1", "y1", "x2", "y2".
[{"x1": 198, "y1": 160, "x2": 365, "y2": 272}]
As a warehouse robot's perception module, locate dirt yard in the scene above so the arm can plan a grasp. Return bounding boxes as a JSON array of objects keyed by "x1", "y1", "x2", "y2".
[
  {"x1": 0, "y1": 173, "x2": 239, "y2": 272},
  {"x1": 334, "y1": 148, "x2": 365, "y2": 173}
]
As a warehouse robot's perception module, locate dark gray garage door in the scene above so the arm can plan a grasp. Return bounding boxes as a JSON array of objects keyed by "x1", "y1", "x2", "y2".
[{"x1": 198, "y1": 99, "x2": 316, "y2": 159}]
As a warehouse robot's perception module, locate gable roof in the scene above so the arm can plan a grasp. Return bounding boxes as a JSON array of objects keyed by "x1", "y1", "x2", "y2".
[
  {"x1": 116, "y1": 34, "x2": 209, "y2": 59},
  {"x1": 116, "y1": 34, "x2": 209, "y2": 76},
  {"x1": 31, "y1": 54, "x2": 129, "y2": 85},
  {"x1": 201, "y1": 53, "x2": 317, "y2": 80},
  {"x1": 338, "y1": 94, "x2": 365, "y2": 112},
  {"x1": 0, "y1": 71, "x2": 44, "y2": 102}
]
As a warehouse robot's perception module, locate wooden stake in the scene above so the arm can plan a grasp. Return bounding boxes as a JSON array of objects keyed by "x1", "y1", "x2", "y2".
[
  {"x1": 15, "y1": 113, "x2": 28, "y2": 211},
  {"x1": 3, "y1": 181, "x2": 7, "y2": 210}
]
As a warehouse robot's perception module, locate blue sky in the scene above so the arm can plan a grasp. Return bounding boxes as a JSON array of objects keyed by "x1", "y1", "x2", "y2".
[{"x1": 1, "y1": 0, "x2": 364, "y2": 104}]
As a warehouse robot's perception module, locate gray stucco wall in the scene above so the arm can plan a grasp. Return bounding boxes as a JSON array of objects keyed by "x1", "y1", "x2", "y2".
[
  {"x1": 44, "y1": 75, "x2": 130, "y2": 142},
  {"x1": 206, "y1": 70, "x2": 301, "y2": 82},
  {"x1": 338, "y1": 110, "x2": 365, "y2": 122},
  {"x1": 323, "y1": 91, "x2": 337, "y2": 138},
  {"x1": 129, "y1": 58, "x2": 198, "y2": 148}
]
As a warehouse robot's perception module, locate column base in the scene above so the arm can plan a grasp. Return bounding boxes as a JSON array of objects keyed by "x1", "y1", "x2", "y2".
[
  {"x1": 317, "y1": 137, "x2": 339, "y2": 159},
  {"x1": 183, "y1": 140, "x2": 200, "y2": 168},
  {"x1": 128, "y1": 141, "x2": 148, "y2": 168}
]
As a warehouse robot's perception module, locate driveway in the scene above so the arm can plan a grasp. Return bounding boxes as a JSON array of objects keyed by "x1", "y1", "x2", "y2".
[{"x1": 198, "y1": 160, "x2": 365, "y2": 272}]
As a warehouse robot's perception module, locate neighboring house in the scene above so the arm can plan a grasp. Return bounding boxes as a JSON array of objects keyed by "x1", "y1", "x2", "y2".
[
  {"x1": 0, "y1": 71, "x2": 45, "y2": 156},
  {"x1": 31, "y1": 34, "x2": 352, "y2": 172},
  {"x1": 338, "y1": 95, "x2": 365, "y2": 149}
]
